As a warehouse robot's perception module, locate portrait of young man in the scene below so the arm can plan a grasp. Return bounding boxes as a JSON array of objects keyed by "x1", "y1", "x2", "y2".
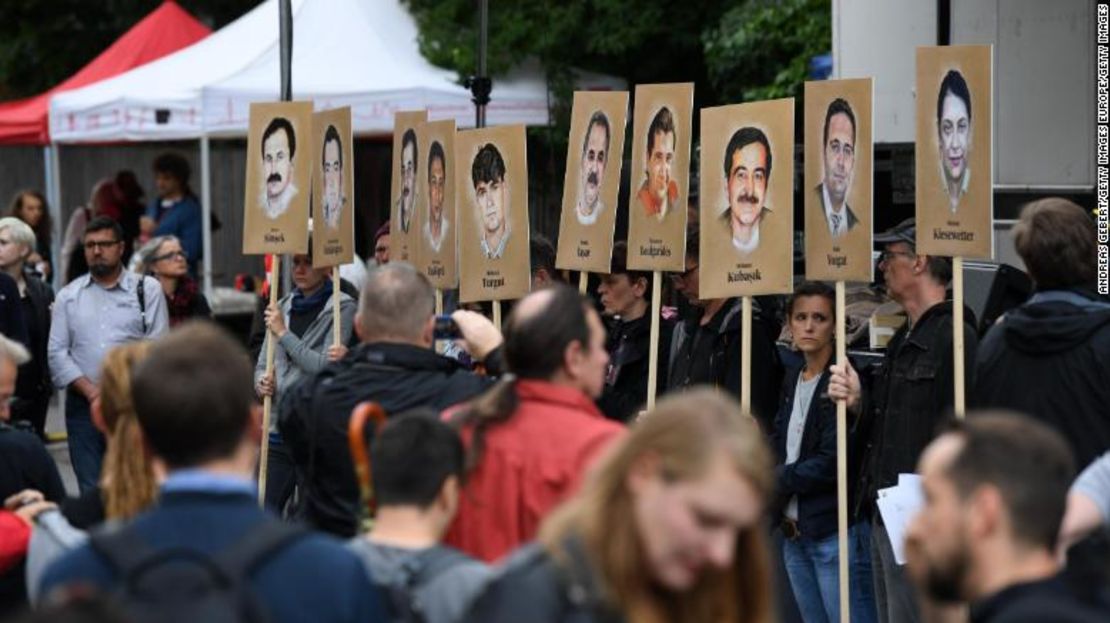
[
  {"x1": 320, "y1": 124, "x2": 346, "y2": 231},
  {"x1": 471, "y1": 143, "x2": 510, "y2": 260},
  {"x1": 636, "y1": 106, "x2": 679, "y2": 221}
]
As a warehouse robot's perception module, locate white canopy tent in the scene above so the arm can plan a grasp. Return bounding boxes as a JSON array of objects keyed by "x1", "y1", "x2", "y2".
[{"x1": 48, "y1": 0, "x2": 620, "y2": 296}]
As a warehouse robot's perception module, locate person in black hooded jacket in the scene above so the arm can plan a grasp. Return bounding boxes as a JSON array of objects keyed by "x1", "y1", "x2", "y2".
[
  {"x1": 595, "y1": 242, "x2": 674, "y2": 422},
  {"x1": 974, "y1": 198, "x2": 1110, "y2": 470},
  {"x1": 278, "y1": 263, "x2": 503, "y2": 538}
]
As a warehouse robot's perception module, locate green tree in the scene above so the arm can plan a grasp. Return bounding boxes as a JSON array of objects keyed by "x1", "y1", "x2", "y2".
[
  {"x1": 0, "y1": 1, "x2": 256, "y2": 100},
  {"x1": 704, "y1": 0, "x2": 831, "y2": 103}
]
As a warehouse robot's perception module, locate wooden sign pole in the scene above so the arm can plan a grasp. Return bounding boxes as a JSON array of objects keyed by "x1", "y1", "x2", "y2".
[
  {"x1": 645, "y1": 271, "x2": 662, "y2": 411},
  {"x1": 435, "y1": 289, "x2": 444, "y2": 316},
  {"x1": 578, "y1": 271, "x2": 588, "y2": 295},
  {"x1": 953, "y1": 257, "x2": 966, "y2": 419},
  {"x1": 258, "y1": 254, "x2": 281, "y2": 505},
  {"x1": 332, "y1": 270, "x2": 342, "y2": 348},
  {"x1": 492, "y1": 300, "x2": 501, "y2": 329},
  {"x1": 740, "y1": 296, "x2": 752, "y2": 415},
  {"x1": 835, "y1": 281, "x2": 850, "y2": 623}
]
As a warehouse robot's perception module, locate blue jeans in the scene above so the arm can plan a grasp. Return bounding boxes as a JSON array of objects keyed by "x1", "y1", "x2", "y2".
[
  {"x1": 783, "y1": 521, "x2": 878, "y2": 623},
  {"x1": 65, "y1": 391, "x2": 105, "y2": 494}
]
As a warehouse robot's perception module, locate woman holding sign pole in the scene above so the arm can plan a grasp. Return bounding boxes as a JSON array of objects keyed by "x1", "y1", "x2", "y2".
[
  {"x1": 254, "y1": 242, "x2": 356, "y2": 515},
  {"x1": 771, "y1": 281, "x2": 876, "y2": 623}
]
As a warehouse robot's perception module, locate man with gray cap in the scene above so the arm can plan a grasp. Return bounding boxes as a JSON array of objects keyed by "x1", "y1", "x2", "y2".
[{"x1": 826, "y1": 218, "x2": 978, "y2": 623}]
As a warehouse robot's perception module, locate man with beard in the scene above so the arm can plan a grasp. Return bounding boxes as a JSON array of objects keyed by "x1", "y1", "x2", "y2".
[
  {"x1": 905, "y1": 414, "x2": 1107, "y2": 622},
  {"x1": 396, "y1": 129, "x2": 418, "y2": 234},
  {"x1": 575, "y1": 111, "x2": 610, "y2": 226},
  {"x1": 816, "y1": 99, "x2": 859, "y2": 237},
  {"x1": 719, "y1": 127, "x2": 773, "y2": 255},
  {"x1": 937, "y1": 70, "x2": 973, "y2": 214},
  {"x1": 424, "y1": 140, "x2": 449, "y2": 253},
  {"x1": 48, "y1": 217, "x2": 168, "y2": 493},
  {"x1": 472, "y1": 143, "x2": 510, "y2": 259},
  {"x1": 321, "y1": 125, "x2": 346, "y2": 231},
  {"x1": 260, "y1": 117, "x2": 299, "y2": 220}
]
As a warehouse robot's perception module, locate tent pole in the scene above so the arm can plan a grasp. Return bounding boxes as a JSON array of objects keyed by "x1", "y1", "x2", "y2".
[
  {"x1": 45, "y1": 143, "x2": 63, "y2": 290},
  {"x1": 200, "y1": 136, "x2": 213, "y2": 300},
  {"x1": 470, "y1": 0, "x2": 491, "y2": 129}
]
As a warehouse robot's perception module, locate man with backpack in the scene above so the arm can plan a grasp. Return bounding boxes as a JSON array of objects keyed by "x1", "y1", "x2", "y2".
[
  {"x1": 349, "y1": 412, "x2": 490, "y2": 623},
  {"x1": 38, "y1": 323, "x2": 388, "y2": 623}
]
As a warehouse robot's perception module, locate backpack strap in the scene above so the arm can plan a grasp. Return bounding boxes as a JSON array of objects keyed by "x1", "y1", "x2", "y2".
[
  {"x1": 137, "y1": 275, "x2": 148, "y2": 333},
  {"x1": 88, "y1": 520, "x2": 307, "y2": 588},
  {"x1": 213, "y1": 520, "x2": 308, "y2": 579},
  {"x1": 401, "y1": 546, "x2": 471, "y2": 589}
]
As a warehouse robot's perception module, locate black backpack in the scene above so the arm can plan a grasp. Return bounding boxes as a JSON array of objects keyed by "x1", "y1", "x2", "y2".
[
  {"x1": 88, "y1": 521, "x2": 307, "y2": 623},
  {"x1": 378, "y1": 546, "x2": 472, "y2": 623}
]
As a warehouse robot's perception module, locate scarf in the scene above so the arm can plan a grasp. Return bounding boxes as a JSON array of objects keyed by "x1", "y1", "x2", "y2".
[
  {"x1": 290, "y1": 278, "x2": 333, "y2": 314},
  {"x1": 167, "y1": 276, "x2": 200, "y2": 327}
]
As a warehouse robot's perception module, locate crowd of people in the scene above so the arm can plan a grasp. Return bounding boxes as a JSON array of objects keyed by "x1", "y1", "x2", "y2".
[{"x1": 0, "y1": 178, "x2": 1106, "y2": 623}]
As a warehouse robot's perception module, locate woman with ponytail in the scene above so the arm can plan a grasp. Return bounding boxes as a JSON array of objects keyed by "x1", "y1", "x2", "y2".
[
  {"x1": 445, "y1": 285, "x2": 624, "y2": 563},
  {"x1": 26, "y1": 342, "x2": 156, "y2": 602}
]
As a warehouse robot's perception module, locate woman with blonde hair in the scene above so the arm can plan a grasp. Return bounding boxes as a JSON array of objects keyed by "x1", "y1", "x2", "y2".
[
  {"x1": 465, "y1": 388, "x2": 775, "y2": 623},
  {"x1": 26, "y1": 342, "x2": 158, "y2": 602}
]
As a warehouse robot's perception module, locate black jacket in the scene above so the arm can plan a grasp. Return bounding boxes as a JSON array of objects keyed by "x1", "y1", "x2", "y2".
[
  {"x1": 278, "y1": 341, "x2": 498, "y2": 538},
  {"x1": 465, "y1": 538, "x2": 625, "y2": 623},
  {"x1": 973, "y1": 290, "x2": 1110, "y2": 468},
  {"x1": 857, "y1": 301, "x2": 977, "y2": 515},
  {"x1": 666, "y1": 297, "x2": 783, "y2": 429},
  {"x1": 771, "y1": 363, "x2": 865, "y2": 539},
  {"x1": 16, "y1": 275, "x2": 53, "y2": 396},
  {"x1": 596, "y1": 314, "x2": 674, "y2": 422},
  {"x1": 969, "y1": 575, "x2": 1108, "y2": 623}
]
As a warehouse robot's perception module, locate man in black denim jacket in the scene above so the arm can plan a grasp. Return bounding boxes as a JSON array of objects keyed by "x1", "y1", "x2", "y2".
[{"x1": 831, "y1": 218, "x2": 977, "y2": 623}]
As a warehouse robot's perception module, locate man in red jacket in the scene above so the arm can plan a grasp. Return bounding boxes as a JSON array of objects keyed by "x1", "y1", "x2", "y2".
[{"x1": 446, "y1": 284, "x2": 625, "y2": 562}]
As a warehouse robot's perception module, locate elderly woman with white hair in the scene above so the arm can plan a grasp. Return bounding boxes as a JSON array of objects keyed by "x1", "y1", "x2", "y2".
[
  {"x1": 0, "y1": 217, "x2": 53, "y2": 439},
  {"x1": 132, "y1": 235, "x2": 210, "y2": 327}
]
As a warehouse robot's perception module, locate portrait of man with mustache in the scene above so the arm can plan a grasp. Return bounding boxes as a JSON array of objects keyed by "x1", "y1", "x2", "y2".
[
  {"x1": 719, "y1": 126, "x2": 773, "y2": 255},
  {"x1": 259, "y1": 116, "x2": 299, "y2": 220},
  {"x1": 395, "y1": 128, "x2": 418, "y2": 233},
  {"x1": 575, "y1": 111, "x2": 610, "y2": 226}
]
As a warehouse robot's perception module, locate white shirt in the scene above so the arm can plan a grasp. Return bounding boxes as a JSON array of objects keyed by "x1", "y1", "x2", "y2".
[
  {"x1": 732, "y1": 222, "x2": 761, "y2": 255},
  {"x1": 480, "y1": 227, "x2": 510, "y2": 259},
  {"x1": 424, "y1": 216, "x2": 450, "y2": 254},
  {"x1": 822, "y1": 184, "x2": 849, "y2": 238},
  {"x1": 785, "y1": 372, "x2": 822, "y2": 520},
  {"x1": 575, "y1": 198, "x2": 603, "y2": 226},
  {"x1": 260, "y1": 182, "x2": 299, "y2": 220}
]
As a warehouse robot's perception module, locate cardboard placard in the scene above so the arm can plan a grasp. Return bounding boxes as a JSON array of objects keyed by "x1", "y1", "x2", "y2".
[
  {"x1": 915, "y1": 45, "x2": 993, "y2": 259},
  {"x1": 456, "y1": 125, "x2": 531, "y2": 303},
  {"x1": 311, "y1": 107, "x2": 355, "y2": 267},
  {"x1": 242, "y1": 101, "x2": 313, "y2": 255},
  {"x1": 804, "y1": 79, "x2": 874, "y2": 282},
  {"x1": 698, "y1": 99, "x2": 795, "y2": 298},
  {"x1": 626, "y1": 83, "x2": 694, "y2": 272},
  {"x1": 390, "y1": 110, "x2": 429, "y2": 263},
  {"x1": 555, "y1": 91, "x2": 629, "y2": 273},
  {"x1": 415, "y1": 119, "x2": 458, "y2": 288}
]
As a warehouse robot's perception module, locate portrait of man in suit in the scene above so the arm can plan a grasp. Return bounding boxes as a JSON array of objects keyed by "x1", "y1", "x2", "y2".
[{"x1": 815, "y1": 98, "x2": 858, "y2": 238}]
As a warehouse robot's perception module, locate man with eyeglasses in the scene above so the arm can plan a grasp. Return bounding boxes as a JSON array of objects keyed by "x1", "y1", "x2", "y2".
[
  {"x1": 47, "y1": 217, "x2": 168, "y2": 493},
  {"x1": 826, "y1": 217, "x2": 978, "y2": 623},
  {"x1": 665, "y1": 227, "x2": 782, "y2": 429}
]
